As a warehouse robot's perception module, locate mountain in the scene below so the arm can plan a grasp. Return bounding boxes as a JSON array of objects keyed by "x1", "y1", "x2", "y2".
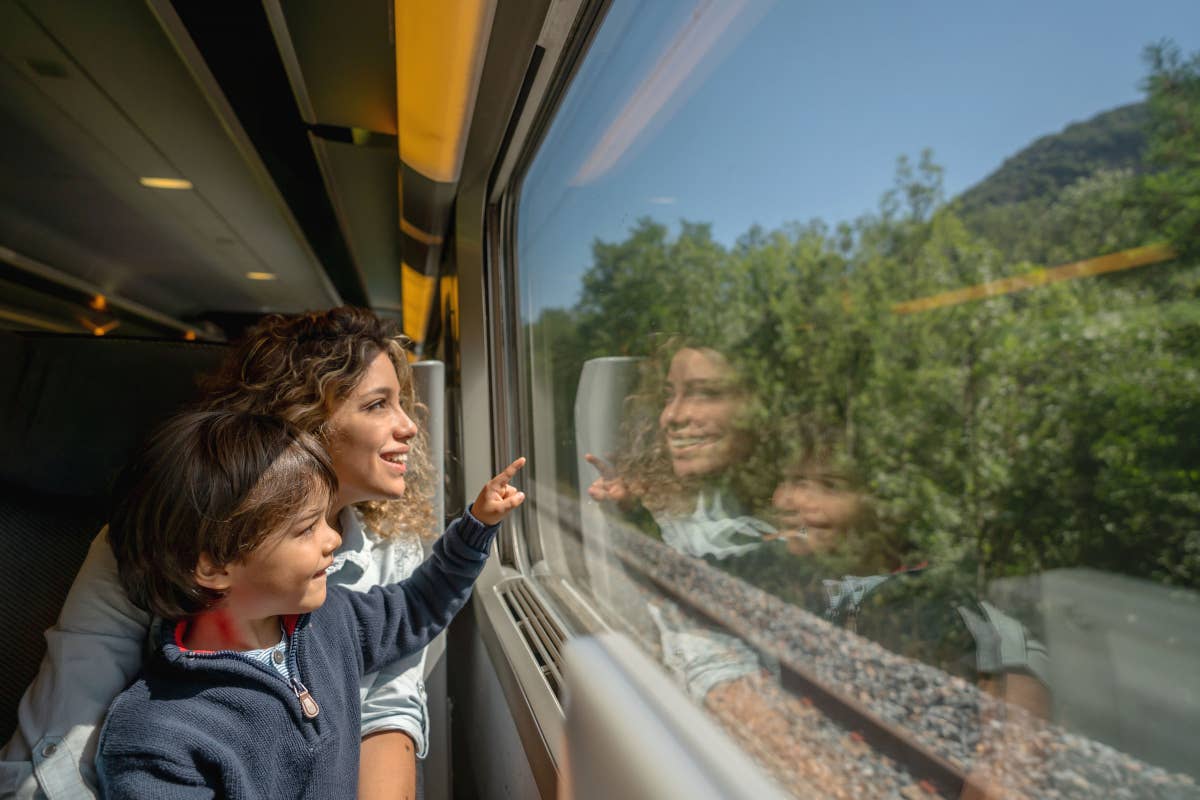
[{"x1": 954, "y1": 102, "x2": 1149, "y2": 218}]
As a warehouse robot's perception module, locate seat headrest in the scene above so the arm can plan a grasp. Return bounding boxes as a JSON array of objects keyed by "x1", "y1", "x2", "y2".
[{"x1": 0, "y1": 332, "x2": 228, "y2": 500}]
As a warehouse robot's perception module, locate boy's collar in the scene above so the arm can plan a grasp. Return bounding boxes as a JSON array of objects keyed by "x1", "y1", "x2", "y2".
[{"x1": 169, "y1": 614, "x2": 302, "y2": 654}]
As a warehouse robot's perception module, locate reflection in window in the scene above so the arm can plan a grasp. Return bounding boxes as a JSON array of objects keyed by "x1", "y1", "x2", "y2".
[{"x1": 515, "y1": 1, "x2": 1200, "y2": 796}]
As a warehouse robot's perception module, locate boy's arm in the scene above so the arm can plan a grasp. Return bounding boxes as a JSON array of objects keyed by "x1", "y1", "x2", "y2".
[
  {"x1": 0, "y1": 527, "x2": 150, "y2": 799},
  {"x1": 344, "y1": 509, "x2": 497, "y2": 676},
  {"x1": 344, "y1": 457, "x2": 525, "y2": 676}
]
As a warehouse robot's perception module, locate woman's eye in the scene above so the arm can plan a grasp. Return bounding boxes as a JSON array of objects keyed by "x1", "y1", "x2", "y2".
[
  {"x1": 686, "y1": 386, "x2": 722, "y2": 400},
  {"x1": 366, "y1": 400, "x2": 385, "y2": 411}
]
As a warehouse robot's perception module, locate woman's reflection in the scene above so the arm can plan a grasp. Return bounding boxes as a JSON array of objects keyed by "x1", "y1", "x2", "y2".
[{"x1": 588, "y1": 343, "x2": 774, "y2": 560}]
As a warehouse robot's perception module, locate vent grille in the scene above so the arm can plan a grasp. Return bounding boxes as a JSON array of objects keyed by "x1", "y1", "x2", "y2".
[{"x1": 497, "y1": 578, "x2": 566, "y2": 698}]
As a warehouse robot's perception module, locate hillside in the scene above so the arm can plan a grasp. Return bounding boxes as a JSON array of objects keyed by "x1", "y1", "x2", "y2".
[{"x1": 955, "y1": 102, "x2": 1149, "y2": 218}]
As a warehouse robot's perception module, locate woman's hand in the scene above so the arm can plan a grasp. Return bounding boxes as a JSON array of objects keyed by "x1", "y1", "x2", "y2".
[{"x1": 472, "y1": 457, "x2": 527, "y2": 525}]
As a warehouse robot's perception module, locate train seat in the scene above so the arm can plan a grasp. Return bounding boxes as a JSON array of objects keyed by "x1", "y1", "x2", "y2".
[{"x1": 0, "y1": 331, "x2": 227, "y2": 743}]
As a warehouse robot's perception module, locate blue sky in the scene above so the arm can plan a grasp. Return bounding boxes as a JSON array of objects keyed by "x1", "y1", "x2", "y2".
[{"x1": 517, "y1": 0, "x2": 1200, "y2": 315}]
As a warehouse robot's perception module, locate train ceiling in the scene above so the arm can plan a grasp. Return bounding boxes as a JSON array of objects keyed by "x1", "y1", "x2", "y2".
[{"x1": 0, "y1": 0, "x2": 491, "y2": 340}]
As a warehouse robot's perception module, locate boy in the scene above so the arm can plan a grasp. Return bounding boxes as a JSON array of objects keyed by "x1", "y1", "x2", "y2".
[{"x1": 95, "y1": 410, "x2": 524, "y2": 799}]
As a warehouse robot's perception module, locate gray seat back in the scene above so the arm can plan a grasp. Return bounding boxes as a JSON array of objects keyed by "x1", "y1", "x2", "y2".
[{"x1": 0, "y1": 332, "x2": 226, "y2": 742}]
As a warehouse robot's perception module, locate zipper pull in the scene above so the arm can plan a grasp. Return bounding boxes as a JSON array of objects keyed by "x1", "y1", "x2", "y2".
[{"x1": 290, "y1": 678, "x2": 320, "y2": 719}]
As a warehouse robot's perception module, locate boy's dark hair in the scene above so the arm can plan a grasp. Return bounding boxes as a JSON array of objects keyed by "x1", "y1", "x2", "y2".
[{"x1": 108, "y1": 410, "x2": 338, "y2": 620}]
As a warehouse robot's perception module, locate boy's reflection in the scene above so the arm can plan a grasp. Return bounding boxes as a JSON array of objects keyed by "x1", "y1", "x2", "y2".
[
  {"x1": 759, "y1": 431, "x2": 1051, "y2": 723},
  {"x1": 769, "y1": 469, "x2": 865, "y2": 558}
]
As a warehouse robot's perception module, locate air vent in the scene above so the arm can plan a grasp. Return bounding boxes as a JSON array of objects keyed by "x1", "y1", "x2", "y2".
[{"x1": 497, "y1": 578, "x2": 567, "y2": 698}]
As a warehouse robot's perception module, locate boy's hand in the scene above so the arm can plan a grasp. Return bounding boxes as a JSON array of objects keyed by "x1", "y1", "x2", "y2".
[
  {"x1": 472, "y1": 457, "x2": 527, "y2": 526},
  {"x1": 585, "y1": 453, "x2": 628, "y2": 503}
]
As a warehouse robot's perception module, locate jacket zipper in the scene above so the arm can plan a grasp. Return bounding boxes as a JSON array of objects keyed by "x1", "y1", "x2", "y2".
[
  {"x1": 290, "y1": 677, "x2": 320, "y2": 719},
  {"x1": 285, "y1": 620, "x2": 319, "y2": 719}
]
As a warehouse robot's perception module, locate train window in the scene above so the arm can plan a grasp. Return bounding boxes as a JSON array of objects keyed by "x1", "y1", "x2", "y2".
[{"x1": 510, "y1": 0, "x2": 1200, "y2": 797}]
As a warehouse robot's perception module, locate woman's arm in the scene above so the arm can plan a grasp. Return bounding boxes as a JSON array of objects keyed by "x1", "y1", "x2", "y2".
[
  {"x1": 344, "y1": 510, "x2": 496, "y2": 677},
  {"x1": 0, "y1": 527, "x2": 150, "y2": 799},
  {"x1": 356, "y1": 544, "x2": 428, "y2": 800},
  {"x1": 358, "y1": 731, "x2": 417, "y2": 800}
]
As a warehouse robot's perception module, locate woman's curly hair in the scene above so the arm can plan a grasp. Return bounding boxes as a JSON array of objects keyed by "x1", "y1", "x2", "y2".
[{"x1": 200, "y1": 306, "x2": 436, "y2": 539}]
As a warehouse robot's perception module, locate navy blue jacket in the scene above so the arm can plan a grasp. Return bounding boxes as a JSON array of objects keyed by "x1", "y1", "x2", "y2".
[{"x1": 96, "y1": 512, "x2": 497, "y2": 800}]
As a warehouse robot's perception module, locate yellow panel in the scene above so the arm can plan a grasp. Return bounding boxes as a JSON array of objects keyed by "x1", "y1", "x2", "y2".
[
  {"x1": 395, "y1": 0, "x2": 494, "y2": 183},
  {"x1": 402, "y1": 262, "x2": 436, "y2": 343}
]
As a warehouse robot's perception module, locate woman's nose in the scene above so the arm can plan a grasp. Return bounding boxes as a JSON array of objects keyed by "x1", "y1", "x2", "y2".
[
  {"x1": 393, "y1": 408, "x2": 418, "y2": 439},
  {"x1": 660, "y1": 397, "x2": 687, "y2": 428}
]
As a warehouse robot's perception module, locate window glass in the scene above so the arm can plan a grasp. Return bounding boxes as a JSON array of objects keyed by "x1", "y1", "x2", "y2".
[{"x1": 516, "y1": 2, "x2": 1200, "y2": 796}]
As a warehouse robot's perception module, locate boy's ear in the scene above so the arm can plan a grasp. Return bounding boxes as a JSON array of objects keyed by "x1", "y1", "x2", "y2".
[{"x1": 194, "y1": 553, "x2": 233, "y2": 592}]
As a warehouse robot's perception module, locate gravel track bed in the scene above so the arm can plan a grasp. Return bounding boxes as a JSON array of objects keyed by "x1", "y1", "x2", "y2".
[{"x1": 605, "y1": 523, "x2": 1200, "y2": 800}]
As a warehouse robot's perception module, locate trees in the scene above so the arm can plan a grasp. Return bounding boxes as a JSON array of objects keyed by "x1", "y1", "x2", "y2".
[
  {"x1": 1142, "y1": 41, "x2": 1200, "y2": 261},
  {"x1": 524, "y1": 43, "x2": 1200, "y2": 592}
]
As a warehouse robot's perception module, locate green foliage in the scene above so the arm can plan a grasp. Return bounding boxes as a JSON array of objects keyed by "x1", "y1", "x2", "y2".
[
  {"x1": 1141, "y1": 41, "x2": 1200, "y2": 259},
  {"x1": 523, "y1": 43, "x2": 1200, "y2": 593}
]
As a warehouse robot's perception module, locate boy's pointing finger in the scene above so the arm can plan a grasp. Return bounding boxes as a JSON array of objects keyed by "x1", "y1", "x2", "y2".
[{"x1": 495, "y1": 457, "x2": 527, "y2": 484}]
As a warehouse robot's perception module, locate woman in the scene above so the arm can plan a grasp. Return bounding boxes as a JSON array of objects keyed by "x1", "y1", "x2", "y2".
[{"x1": 0, "y1": 307, "x2": 436, "y2": 800}]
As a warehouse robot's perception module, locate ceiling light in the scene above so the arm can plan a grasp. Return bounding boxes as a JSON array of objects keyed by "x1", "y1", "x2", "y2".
[
  {"x1": 139, "y1": 177, "x2": 193, "y2": 190},
  {"x1": 245, "y1": 271, "x2": 277, "y2": 281},
  {"x1": 80, "y1": 318, "x2": 119, "y2": 336}
]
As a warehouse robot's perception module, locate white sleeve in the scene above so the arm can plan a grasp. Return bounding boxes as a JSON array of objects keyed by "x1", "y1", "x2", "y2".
[
  {"x1": 358, "y1": 648, "x2": 429, "y2": 757},
  {"x1": 354, "y1": 527, "x2": 430, "y2": 757},
  {"x1": 0, "y1": 527, "x2": 150, "y2": 799}
]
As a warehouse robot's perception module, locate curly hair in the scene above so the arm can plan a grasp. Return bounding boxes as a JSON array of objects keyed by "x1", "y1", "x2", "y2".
[{"x1": 201, "y1": 306, "x2": 436, "y2": 539}]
